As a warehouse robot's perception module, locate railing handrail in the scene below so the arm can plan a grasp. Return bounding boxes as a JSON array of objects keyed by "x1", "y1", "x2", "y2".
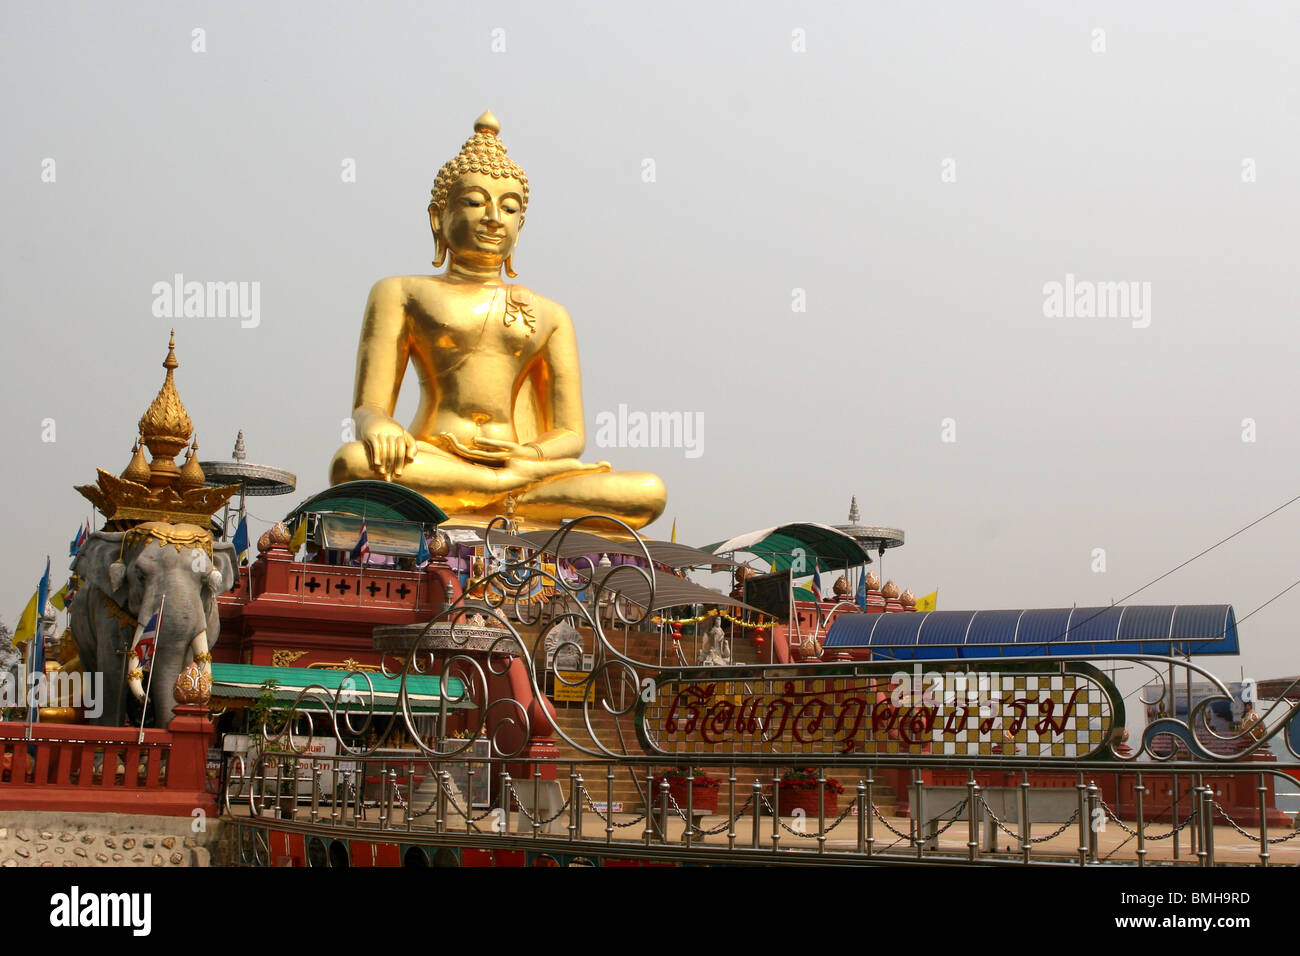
[{"x1": 0, "y1": 722, "x2": 173, "y2": 745}]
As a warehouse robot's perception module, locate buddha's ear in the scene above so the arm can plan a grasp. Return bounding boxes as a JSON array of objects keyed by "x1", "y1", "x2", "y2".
[{"x1": 428, "y1": 202, "x2": 447, "y2": 268}]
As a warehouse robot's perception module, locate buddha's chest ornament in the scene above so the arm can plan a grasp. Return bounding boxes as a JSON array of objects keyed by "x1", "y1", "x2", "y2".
[{"x1": 500, "y1": 285, "x2": 536, "y2": 335}]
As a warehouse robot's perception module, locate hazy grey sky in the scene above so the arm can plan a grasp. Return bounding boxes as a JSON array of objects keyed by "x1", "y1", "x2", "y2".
[{"x1": 3, "y1": 1, "x2": 1299, "y2": 682}]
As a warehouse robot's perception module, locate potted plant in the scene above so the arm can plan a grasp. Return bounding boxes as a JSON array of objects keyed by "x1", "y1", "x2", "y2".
[
  {"x1": 656, "y1": 766, "x2": 721, "y2": 814},
  {"x1": 246, "y1": 680, "x2": 298, "y2": 819},
  {"x1": 776, "y1": 768, "x2": 844, "y2": 817}
]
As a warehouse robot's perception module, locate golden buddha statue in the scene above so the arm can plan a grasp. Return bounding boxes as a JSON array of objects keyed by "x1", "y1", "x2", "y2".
[{"x1": 330, "y1": 111, "x2": 666, "y2": 529}]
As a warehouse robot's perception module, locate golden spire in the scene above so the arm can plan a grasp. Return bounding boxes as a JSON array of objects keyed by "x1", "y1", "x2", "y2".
[
  {"x1": 137, "y1": 330, "x2": 194, "y2": 489},
  {"x1": 121, "y1": 439, "x2": 151, "y2": 485},
  {"x1": 76, "y1": 331, "x2": 240, "y2": 527},
  {"x1": 138, "y1": 330, "x2": 194, "y2": 450},
  {"x1": 431, "y1": 110, "x2": 530, "y2": 213}
]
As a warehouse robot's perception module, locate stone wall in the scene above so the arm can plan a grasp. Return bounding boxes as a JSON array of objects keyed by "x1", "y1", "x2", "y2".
[{"x1": 0, "y1": 811, "x2": 219, "y2": 867}]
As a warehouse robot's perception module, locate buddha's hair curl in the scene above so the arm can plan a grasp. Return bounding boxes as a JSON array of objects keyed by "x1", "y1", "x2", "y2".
[{"x1": 430, "y1": 126, "x2": 529, "y2": 213}]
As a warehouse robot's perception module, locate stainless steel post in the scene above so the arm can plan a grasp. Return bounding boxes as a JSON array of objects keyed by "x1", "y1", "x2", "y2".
[
  {"x1": 658, "y1": 776, "x2": 670, "y2": 845},
  {"x1": 817, "y1": 769, "x2": 827, "y2": 855},
  {"x1": 1076, "y1": 772, "x2": 1088, "y2": 866},
  {"x1": 770, "y1": 771, "x2": 781, "y2": 852},
  {"x1": 501, "y1": 769, "x2": 513, "y2": 837},
  {"x1": 1258, "y1": 772, "x2": 1270, "y2": 867},
  {"x1": 1135, "y1": 772, "x2": 1146, "y2": 867},
  {"x1": 1087, "y1": 780, "x2": 1099, "y2": 863},
  {"x1": 967, "y1": 770, "x2": 980, "y2": 861},
  {"x1": 406, "y1": 761, "x2": 415, "y2": 833},
  {"x1": 856, "y1": 779, "x2": 867, "y2": 855},
  {"x1": 532, "y1": 766, "x2": 542, "y2": 839},
  {"x1": 1019, "y1": 770, "x2": 1031, "y2": 864},
  {"x1": 310, "y1": 766, "x2": 320, "y2": 825},
  {"x1": 727, "y1": 766, "x2": 737, "y2": 851}
]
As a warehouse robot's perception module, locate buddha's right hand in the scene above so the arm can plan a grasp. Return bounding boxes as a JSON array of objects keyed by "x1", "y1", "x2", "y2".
[{"x1": 360, "y1": 417, "x2": 417, "y2": 478}]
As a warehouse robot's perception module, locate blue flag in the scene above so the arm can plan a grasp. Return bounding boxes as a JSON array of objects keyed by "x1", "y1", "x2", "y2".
[
  {"x1": 416, "y1": 531, "x2": 431, "y2": 569},
  {"x1": 232, "y1": 515, "x2": 249, "y2": 565},
  {"x1": 855, "y1": 570, "x2": 867, "y2": 611},
  {"x1": 28, "y1": 558, "x2": 51, "y2": 723},
  {"x1": 68, "y1": 520, "x2": 88, "y2": 557},
  {"x1": 36, "y1": 557, "x2": 50, "y2": 626}
]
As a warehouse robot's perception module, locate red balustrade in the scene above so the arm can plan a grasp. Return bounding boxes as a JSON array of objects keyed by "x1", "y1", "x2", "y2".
[{"x1": 0, "y1": 705, "x2": 216, "y2": 816}]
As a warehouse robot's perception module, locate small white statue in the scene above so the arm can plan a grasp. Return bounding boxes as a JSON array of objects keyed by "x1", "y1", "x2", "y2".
[{"x1": 702, "y1": 619, "x2": 730, "y2": 666}]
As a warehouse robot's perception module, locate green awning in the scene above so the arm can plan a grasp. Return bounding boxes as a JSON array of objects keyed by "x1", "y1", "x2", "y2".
[
  {"x1": 285, "y1": 480, "x2": 449, "y2": 526},
  {"x1": 704, "y1": 522, "x2": 874, "y2": 572},
  {"x1": 210, "y1": 664, "x2": 468, "y2": 714}
]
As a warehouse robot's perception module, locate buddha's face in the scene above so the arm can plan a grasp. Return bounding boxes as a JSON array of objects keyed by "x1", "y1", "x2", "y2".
[{"x1": 432, "y1": 171, "x2": 525, "y2": 267}]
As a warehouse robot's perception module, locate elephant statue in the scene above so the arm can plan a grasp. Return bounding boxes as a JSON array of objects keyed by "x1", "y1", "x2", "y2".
[{"x1": 69, "y1": 520, "x2": 238, "y2": 728}]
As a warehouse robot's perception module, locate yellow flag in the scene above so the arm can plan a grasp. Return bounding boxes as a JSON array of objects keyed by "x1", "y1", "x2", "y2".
[
  {"x1": 289, "y1": 517, "x2": 307, "y2": 553},
  {"x1": 12, "y1": 590, "x2": 39, "y2": 647},
  {"x1": 915, "y1": 590, "x2": 938, "y2": 612},
  {"x1": 670, "y1": 518, "x2": 677, "y2": 544},
  {"x1": 49, "y1": 583, "x2": 70, "y2": 612}
]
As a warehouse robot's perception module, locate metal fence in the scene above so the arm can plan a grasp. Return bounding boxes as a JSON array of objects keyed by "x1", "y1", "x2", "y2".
[{"x1": 224, "y1": 750, "x2": 1300, "y2": 867}]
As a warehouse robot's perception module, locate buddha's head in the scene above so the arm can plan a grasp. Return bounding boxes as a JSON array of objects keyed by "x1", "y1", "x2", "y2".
[{"x1": 429, "y1": 111, "x2": 530, "y2": 276}]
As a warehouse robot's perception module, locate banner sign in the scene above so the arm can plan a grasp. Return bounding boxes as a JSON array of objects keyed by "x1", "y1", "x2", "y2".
[{"x1": 636, "y1": 664, "x2": 1123, "y2": 760}]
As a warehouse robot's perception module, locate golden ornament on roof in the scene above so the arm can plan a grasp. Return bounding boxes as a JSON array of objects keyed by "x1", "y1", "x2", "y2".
[
  {"x1": 138, "y1": 330, "x2": 194, "y2": 488},
  {"x1": 177, "y1": 439, "x2": 205, "y2": 491},
  {"x1": 881, "y1": 580, "x2": 900, "y2": 600},
  {"x1": 258, "y1": 520, "x2": 291, "y2": 553},
  {"x1": 121, "y1": 440, "x2": 151, "y2": 485},
  {"x1": 77, "y1": 332, "x2": 239, "y2": 527}
]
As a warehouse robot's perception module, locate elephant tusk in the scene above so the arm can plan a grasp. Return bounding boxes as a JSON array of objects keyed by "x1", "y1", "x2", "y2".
[
  {"x1": 191, "y1": 631, "x2": 211, "y2": 677},
  {"x1": 126, "y1": 621, "x2": 147, "y2": 702}
]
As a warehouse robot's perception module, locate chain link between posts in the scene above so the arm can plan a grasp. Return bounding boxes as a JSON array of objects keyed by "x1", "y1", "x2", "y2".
[
  {"x1": 579, "y1": 787, "x2": 649, "y2": 828},
  {"x1": 1212, "y1": 801, "x2": 1300, "y2": 845},
  {"x1": 870, "y1": 798, "x2": 969, "y2": 841},
  {"x1": 1096, "y1": 797, "x2": 1195, "y2": 841},
  {"x1": 505, "y1": 781, "x2": 571, "y2": 826},
  {"x1": 755, "y1": 794, "x2": 858, "y2": 839},
  {"x1": 664, "y1": 791, "x2": 758, "y2": 835},
  {"x1": 428, "y1": 772, "x2": 501, "y2": 824},
  {"x1": 977, "y1": 793, "x2": 1080, "y2": 844}
]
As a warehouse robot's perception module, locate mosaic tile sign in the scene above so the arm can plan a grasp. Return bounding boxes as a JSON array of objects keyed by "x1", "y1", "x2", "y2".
[{"x1": 636, "y1": 665, "x2": 1122, "y2": 759}]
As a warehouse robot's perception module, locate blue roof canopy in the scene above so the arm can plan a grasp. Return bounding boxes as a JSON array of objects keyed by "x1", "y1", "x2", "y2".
[{"x1": 823, "y1": 605, "x2": 1239, "y2": 659}]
